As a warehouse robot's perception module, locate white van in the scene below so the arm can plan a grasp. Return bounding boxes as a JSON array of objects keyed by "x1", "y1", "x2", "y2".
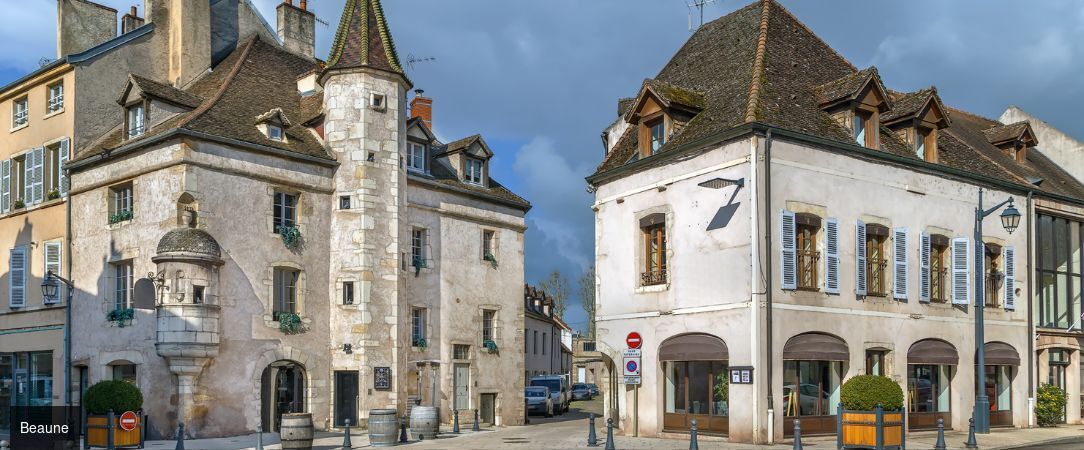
[{"x1": 529, "y1": 375, "x2": 570, "y2": 414}]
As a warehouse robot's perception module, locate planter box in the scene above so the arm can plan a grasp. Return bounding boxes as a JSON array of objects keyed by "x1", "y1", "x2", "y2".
[
  {"x1": 86, "y1": 412, "x2": 146, "y2": 448},
  {"x1": 837, "y1": 404, "x2": 903, "y2": 450}
]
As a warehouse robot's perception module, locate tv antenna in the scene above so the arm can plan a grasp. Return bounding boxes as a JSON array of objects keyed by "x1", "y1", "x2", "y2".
[
  {"x1": 686, "y1": 0, "x2": 721, "y2": 31},
  {"x1": 406, "y1": 53, "x2": 437, "y2": 71}
]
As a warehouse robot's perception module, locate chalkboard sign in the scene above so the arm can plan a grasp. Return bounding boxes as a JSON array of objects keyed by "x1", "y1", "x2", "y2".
[{"x1": 374, "y1": 367, "x2": 392, "y2": 390}]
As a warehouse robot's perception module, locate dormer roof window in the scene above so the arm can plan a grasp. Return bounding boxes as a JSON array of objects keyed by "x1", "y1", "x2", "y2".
[
  {"x1": 624, "y1": 79, "x2": 704, "y2": 158},
  {"x1": 268, "y1": 124, "x2": 284, "y2": 141},
  {"x1": 126, "y1": 104, "x2": 145, "y2": 139},
  {"x1": 982, "y1": 121, "x2": 1037, "y2": 164},
  {"x1": 464, "y1": 157, "x2": 483, "y2": 185},
  {"x1": 438, "y1": 134, "x2": 493, "y2": 187},
  {"x1": 815, "y1": 67, "x2": 892, "y2": 150},
  {"x1": 882, "y1": 87, "x2": 951, "y2": 163},
  {"x1": 255, "y1": 108, "x2": 292, "y2": 143}
]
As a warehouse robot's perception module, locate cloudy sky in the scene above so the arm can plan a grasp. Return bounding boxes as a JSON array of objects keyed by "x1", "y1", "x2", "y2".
[{"x1": 3, "y1": 0, "x2": 1083, "y2": 333}]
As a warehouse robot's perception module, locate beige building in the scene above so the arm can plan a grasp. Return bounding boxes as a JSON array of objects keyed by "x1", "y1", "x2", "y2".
[
  {"x1": 587, "y1": 0, "x2": 1084, "y2": 444},
  {"x1": 62, "y1": 0, "x2": 529, "y2": 440},
  {"x1": 572, "y1": 336, "x2": 611, "y2": 403}
]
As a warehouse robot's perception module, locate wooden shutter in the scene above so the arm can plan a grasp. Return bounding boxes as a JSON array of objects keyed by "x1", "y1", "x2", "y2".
[
  {"x1": 919, "y1": 232, "x2": 931, "y2": 303},
  {"x1": 893, "y1": 227, "x2": 908, "y2": 301},
  {"x1": 855, "y1": 220, "x2": 867, "y2": 296},
  {"x1": 59, "y1": 138, "x2": 70, "y2": 196},
  {"x1": 951, "y1": 237, "x2": 970, "y2": 305},
  {"x1": 1003, "y1": 246, "x2": 1015, "y2": 310},
  {"x1": 29, "y1": 147, "x2": 44, "y2": 204},
  {"x1": 1, "y1": 159, "x2": 9, "y2": 212},
  {"x1": 780, "y1": 210, "x2": 797, "y2": 290},
  {"x1": 9, "y1": 246, "x2": 26, "y2": 307},
  {"x1": 44, "y1": 242, "x2": 62, "y2": 304},
  {"x1": 825, "y1": 218, "x2": 840, "y2": 294}
]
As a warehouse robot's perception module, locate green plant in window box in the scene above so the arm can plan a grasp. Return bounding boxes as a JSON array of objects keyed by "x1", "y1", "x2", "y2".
[
  {"x1": 107, "y1": 308, "x2": 135, "y2": 327},
  {"x1": 13, "y1": 198, "x2": 25, "y2": 209},
  {"x1": 109, "y1": 210, "x2": 133, "y2": 224},
  {"x1": 482, "y1": 339, "x2": 498, "y2": 353},
  {"x1": 413, "y1": 337, "x2": 428, "y2": 349},
  {"x1": 483, "y1": 252, "x2": 498, "y2": 269},
  {"x1": 412, "y1": 258, "x2": 427, "y2": 276},
  {"x1": 276, "y1": 225, "x2": 303, "y2": 250},
  {"x1": 47, "y1": 189, "x2": 60, "y2": 200},
  {"x1": 837, "y1": 375, "x2": 904, "y2": 449},
  {"x1": 275, "y1": 311, "x2": 305, "y2": 335},
  {"x1": 1036, "y1": 383, "x2": 1067, "y2": 427}
]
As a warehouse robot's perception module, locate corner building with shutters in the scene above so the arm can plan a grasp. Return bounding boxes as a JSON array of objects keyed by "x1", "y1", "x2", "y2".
[{"x1": 588, "y1": 0, "x2": 1084, "y2": 444}]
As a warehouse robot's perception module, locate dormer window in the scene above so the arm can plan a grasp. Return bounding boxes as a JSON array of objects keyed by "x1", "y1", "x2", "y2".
[
  {"x1": 915, "y1": 127, "x2": 932, "y2": 160},
  {"x1": 854, "y1": 112, "x2": 868, "y2": 146},
  {"x1": 853, "y1": 109, "x2": 879, "y2": 148},
  {"x1": 268, "y1": 124, "x2": 284, "y2": 141},
  {"x1": 625, "y1": 80, "x2": 704, "y2": 159},
  {"x1": 815, "y1": 67, "x2": 891, "y2": 150},
  {"x1": 465, "y1": 157, "x2": 483, "y2": 185},
  {"x1": 982, "y1": 121, "x2": 1036, "y2": 165},
  {"x1": 126, "y1": 104, "x2": 145, "y2": 139},
  {"x1": 648, "y1": 118, "x2": 665, "y2": 155},
  {"x1": 407, "y1": 142, "x2": 427, "y2": 172},
  {"x1": 255, "y1": 108, "x2": 292, "y2": 143}
]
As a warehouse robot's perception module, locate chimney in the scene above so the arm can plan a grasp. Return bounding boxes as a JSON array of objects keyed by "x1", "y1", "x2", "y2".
[
  {"x1": 121, "y1": 6, "x2": 145, "y2": 34},
  {"x1": 57, "y1": 0, "x2": 118, "y2": 58},
  {"x1": 410, "y1": 89, "x2": 433, "y2": 129},
  {"x1": 277, "y1": 1, "x2": 316, "y2": 59}
]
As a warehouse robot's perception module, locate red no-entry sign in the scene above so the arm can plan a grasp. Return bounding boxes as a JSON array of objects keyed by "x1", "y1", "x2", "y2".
[
  {"x1": 626, "y1": 332, "x2": 642, "y2": 349},
  {"x1": 119, "y1": 411, "x2": 138, "y2": 431}
]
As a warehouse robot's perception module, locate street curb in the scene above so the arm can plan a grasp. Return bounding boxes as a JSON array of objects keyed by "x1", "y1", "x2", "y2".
[{"x1": 992, "y1": 434, "x2": 1084, "y2": 450}]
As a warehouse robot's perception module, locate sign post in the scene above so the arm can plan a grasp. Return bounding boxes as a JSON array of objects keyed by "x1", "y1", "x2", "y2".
[{"x1": 623, "y1": 331, "x2": 643, "y2": 437}]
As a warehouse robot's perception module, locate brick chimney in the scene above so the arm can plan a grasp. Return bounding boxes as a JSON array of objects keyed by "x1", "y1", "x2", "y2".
[
  {"x1": 57, "y1": 0, "x2": 118, "y2": 58},
  {"x1": 277, "y1": 0, "x2": 316, "y2": 59},
  {"x1": 410, "y1": 89, "x2": 433, "y2": 129},
  {"x1": 121, "y1": 6, "x2": 145, "y2": 34}
]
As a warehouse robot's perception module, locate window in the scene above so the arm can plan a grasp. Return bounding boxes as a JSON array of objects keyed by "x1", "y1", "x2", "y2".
[
  {"x1": 112, "y1": 364, "x2": 136, "y2": 383},
  {"x1": 407, "y1": 142, "x2": 426, "y2": 172},
  {"x1": 865, "y1": 350, "x2": 886, "y2": 376},
  {"x1": 665, "y1": 361, "x2": 729, "y2": 419},
  {"x1": 126, "y1": 104, "x2": 145, "y2": 139},
  {"x1": 464, "y1": 158, "x2": 483, "y2": 185},
  {"x1": 649, "y1": 119, "x2": 665, "y2": 154},
  {"x1": 583, "y1": 342, "x2": 596, "y2": 352},
  {"x1": 273, "y1": 191, "x2": 297, "y2": 233},
  {"x1": 980, "y1": 365, "x2": 1012, "y2": 414},
  {"x1": 640, "y1": 214, "x2": 667, "y2": 286},
  {"x1": 533, "y1": 330, "x2": 538, "y2": 354},
  {"x1": 908, "y1": 364, "x2": 951, "y2": 414},
  {"x1": 10, "y1": 155, "x2": 26, "y2": 206},
  {"x1": 370, "y1": 92, "x2": 386, "y2": 110},
  {"x1": 454, "y1": 344, "x2": 471, "y2": 360},
  {"x1": 1036, "y1": 214, "x2": 1081, "y2": 329},
  {"x1": 110, "y1": 183, "x2": 133, "y2": 223},
  {"x1": 342, "y1": 281, "x2": 354, "y2": 305},
  {"x1": 46, "y1": 143, "x2": 61, "y2": 196},
  {"x1": 853, "y1": 112, "x2": 867, "y2": 146},
  {"x1": 43, "y1": 242, "x2": 62, "y2": 304},
  {"x1": 267, "y1": 124, "x2": 284, "y2": 141},
  {"x1": 930, "y1": 237, "x2": 950, "y2": 302},
  {"x1": 193, "y1": 285, "x2": 205, "y2": 304},
  {"x1": 272, "y1": 267, "x2": 299, "y2": 318},
  {"x1": 542, "y1": 332, "x2": 547, "y2": 355},
  {"x1": 796, "y1": 216, "x2": 820, "y2": 290},
  {"x1": 47, "y1": 83, "x2": 64, "y2": 114},
  {"x1": 412, "y1": 308, "x2": 427, "y2": 346},
  {"x1": 915, "y1": 127, "x2": 933, "y2": 160},
  {"x1": 8, "y1": 246, "x2": 27, "y2": 307},
  {"x1": 12, "y1": 97, "x2": 28, "y2": 128},
  {"x1": 113, "y1": 261, "x2": 133, "y2": 310},
  {"x1": 411, "y1": 228, "x2": 427, "y2": 269},
  {"x1": 985, "y1": 244, "x2": 1003, "y2": 308},
  {"x1": 339, "y1": 195, "x2": 351, "y2": 210},
  {"x1": 783, "y1": 360, "x2": 841, "y2": 417},
  {"x1": 866, "y1": 225, "x2": 889, "y2": 297},
  {"x1": 482, "y1": 309, "x2": 496, "y2": 342},
  {"x1": 482, "y1": 230, "x2": 496, "y2": 261}
]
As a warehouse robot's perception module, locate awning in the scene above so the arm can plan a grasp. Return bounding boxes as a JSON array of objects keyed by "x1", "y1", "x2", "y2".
[
  {"x1": 908, "y1": 339, "x2": 959, "y2": 365},
  {"x1": 980, "y1": 342, "x2": 1021, "y2": 366},
  {"x1": 782, "y1": 333, "x2": 848, "y2": 361},
  {"x1": 659, "y1": 334, "x2": 728, "y2": 361}
]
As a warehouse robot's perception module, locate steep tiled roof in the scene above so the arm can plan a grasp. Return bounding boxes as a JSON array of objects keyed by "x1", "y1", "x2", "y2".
[
  {"x1": 325, "y1": 0, "x2": 405, "y2": 77},
  {"x1": 442, "y1": 134, "x2": 482, "y2": 154},
  {"x1": 592, "y1": 0, "x2": 1084, "y2": 202},
  {"x1": 643, "y1": 79, "x2": 705, "y2": 111},
  {"x1": 982, "y1": 121, "x2": 1032, "y2": 145},
  {"x1": 422, "y1": 161, "x2": 530, "y2": 210},
  {"x1": 126, "y1": 74, "x2": 203, "y2": 108}
]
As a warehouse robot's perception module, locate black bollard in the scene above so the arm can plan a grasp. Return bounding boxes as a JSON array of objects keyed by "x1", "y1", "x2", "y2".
[
  {"x1": 933, "y1": 418, "x2": 947, "y2": 450},
  {"x1": 792, "y1": 419, "x2": 803, "y2": 450},
  {"x1": 256, "y1": 425, "x2": 264, "y2": 450},
  {"x1": 965, "y1": 417, "x2": 978, "y2": 449},
  {"x1": 689, "y1": 418, "x2": 699, "y2": 450},
  {"x1": 174, "y1": 423, "x2": 185, "y2": 450},
  {"x1": 604, "y1": 417, "x2": 616, "y2": 450},
  {"x1": 453, "y1": 409, "x2": 461, "y2": 434},
  {"x1": 472, "y1": 409, "x2": 480, "y2": 432},
  {"x1": 107, "y1": 410, "x2": 115, "y2": 450},
  {"x1": 342, "y1": 418, "x2": 352, "y2": 449},
  {"x1": 399, "y1": 416, "x2": 408, "y2": 443},
  {"x1": 524, "y1": 398, "x2": 530, "y2": 425},
  {"x1": 587, "y1": 413, "x2": 598, "y2": 447}
]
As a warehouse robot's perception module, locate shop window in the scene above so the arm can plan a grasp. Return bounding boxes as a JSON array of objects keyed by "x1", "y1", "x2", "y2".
[
  {"x1": 664, "y1": 361, "x2": 729, "y2": 419},
  {"x1": 1036, "y1": 214, "x2": 1081, "y2": 329},
  {"x1": 979, "y1": 366, "x2": 1012, "y2": 413},
  {"x1": 908, "y1": 365, "x2": 951, "y2": 413},
  {"x1": 783, "y1": 360, "x2": 840, "y2": 417},
  {"x1": 272, "y1": 267, "x2": 299, "y2": 319}
]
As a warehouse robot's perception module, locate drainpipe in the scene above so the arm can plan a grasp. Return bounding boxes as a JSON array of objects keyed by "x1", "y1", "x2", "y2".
[
  {"x1": 1026, "y1": 191, "x2": 1034, "y2": 427},
  {"x1": 763, "y1": 129, "x2": 775, "y2": 444},
  {"x1": 64, "y1": 167, "x2": 73, "y2": 408}
]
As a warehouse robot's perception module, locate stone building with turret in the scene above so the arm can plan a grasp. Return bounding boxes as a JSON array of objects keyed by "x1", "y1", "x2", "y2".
[{"x1": 64, "y1": 0, "x2": 529, "y2": 439}]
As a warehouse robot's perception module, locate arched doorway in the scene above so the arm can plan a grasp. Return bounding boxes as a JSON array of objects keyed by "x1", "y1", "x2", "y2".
[
  {"x1": 907, "y1": 339, "x2": 957, "y2": 430},
  {"x1": 782, "y1": 332, "x2": 848, "y2": 437},
  {"x1": 261, "y1": 360, "x2": 306, "y2": 432},
  {"x1": 659, "y1": 333, "x2": 728, "y2": 436}
]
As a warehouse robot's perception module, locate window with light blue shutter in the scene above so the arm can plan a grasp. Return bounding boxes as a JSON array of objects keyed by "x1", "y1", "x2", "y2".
[
  {"x1": 951, "y1": 237, "x2": 970, "y2": 305},
  {"x1": 892, "y1": 227, "x2": 908, "y2": 301},
  {"x1": 59, "y1": 138, "x2": 69, "y2": 196},
  {"x1": 44, "y1": 242, "x2": 62, "y2": 305},
  {"x1": 825, "y1": 218, "x2": 840, "y2": 294},
  {"x1": 780, "y1": 210, "x2": 797, "y2": 290},
  {"x1": 919, "y1": 232, "x2": 931, "y2": 303},
  {"x1": 1003, "y1": 246, "x2": 1015, "y2": 310},
  {"x1": 1, "y1": 159, "x2": 9, "y2": 212},
  {"x1": 855, "y1": 220, "x2": 867, "y2": 296}
]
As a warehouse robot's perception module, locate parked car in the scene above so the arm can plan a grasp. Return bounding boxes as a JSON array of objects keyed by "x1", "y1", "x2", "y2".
[
  {"x1": 530, "y1": 375, "x2": 570, "y2": 413},
  {"x1": 587, "y1": 383, "x2": 600, "y2": 397},
  {"x1": 571, "y1": 383, "x2": 592, "y2": 401},
  {"x1": 525, "y1": 386, "x2": 554, "y2": 417}
]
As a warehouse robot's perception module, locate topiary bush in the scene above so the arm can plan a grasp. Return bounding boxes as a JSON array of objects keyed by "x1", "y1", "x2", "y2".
[
  {"x1": 1036, "y1": 383, "x2": 1066, "y2": 427},
  {"x1": 840, "y1": 375, "x2": 903, "y2": 411},
  {"x1": 85, "y1": 380, "x2": 143, "y2": 415}
]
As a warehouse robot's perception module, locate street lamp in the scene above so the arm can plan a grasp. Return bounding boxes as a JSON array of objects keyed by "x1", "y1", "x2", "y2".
[
  {"x1": 974, "y1": 189, "x2": 1019, "y2": 434},
  {"x1": 42, "y1": 270, "x2": 75, "y2": 407}
]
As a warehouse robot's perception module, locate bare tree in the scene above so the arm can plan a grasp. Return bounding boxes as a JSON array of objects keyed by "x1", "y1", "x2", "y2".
[
  {"x1": 579, "y1": 265, "x2": 597, "y2": 339},
  {"x1": 539, "y1": 269, "x2": 570, "y2": 319}
]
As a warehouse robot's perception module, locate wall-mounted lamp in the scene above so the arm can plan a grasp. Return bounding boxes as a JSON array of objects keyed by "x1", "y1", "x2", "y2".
[{"x1": 343, "y1": 343, "x2": 352, "y2": 354}]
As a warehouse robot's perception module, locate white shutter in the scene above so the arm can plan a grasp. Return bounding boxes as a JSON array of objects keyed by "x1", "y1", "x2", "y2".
[
  {"x1": 0, "y1": 159, "x2": 9, "y2": 212},
  {"x1": 855, "y1": 220, "x2": 867, "y2": 297},
  {"x1": 1003, "y1": 246, "x2": 1015, "y2": 310},
  {"x1": 44, "y1": 242, "x2": 62, "y2": 305},
  {"x1": 9, "y1": 247, "x2": 26, "y2": 307},
  {"x1": 825, "y1": 218, "x2": 840, "y2": 294},
  {"x1": 25, "y1": 147, "x2": 43, "y2": 204},
  {"x1": 919, "y1": 232, "x2": 931, "y2": 303},
  {"x1": 893, "y1": 227, "x2": 908, "y2": 301},
  {"x1": 780, "y1": 210, "x2": 797, "y2": 290},
  {"x1": 951, "y1": 237, "x2": 970, "y2": 305},
  {"x1": 59, "y1": 138, "x2": 70, "y2": 196}
]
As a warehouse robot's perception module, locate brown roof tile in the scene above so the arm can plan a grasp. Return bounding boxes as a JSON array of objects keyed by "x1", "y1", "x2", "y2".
[
  {"x1": 325, "y1": 0, "x2": 405, "y2": 78},
  {"x1": 126, "y1": 74, "x2": 203, "y2": 108}
]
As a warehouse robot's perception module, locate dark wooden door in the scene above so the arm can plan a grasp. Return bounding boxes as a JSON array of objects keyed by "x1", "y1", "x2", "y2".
[
  {"x1": 334, "y1": 371, "x2": 359, "y2": 427},
  {"x1": 480, "y1": 393, "x2": 496, "y2": 424}
]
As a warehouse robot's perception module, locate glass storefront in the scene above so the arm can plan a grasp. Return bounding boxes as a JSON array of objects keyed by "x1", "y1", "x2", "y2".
[
  {"x1": 0, "y1": 351, "x2": 54, "y2": 431},
  {"x1": 659, "y1": 334, "x2": 729, "y2": 435},
  {"x1": 908, "y1": 364, "x2": 952, "y2": 430},
  {"x1": 980, "y1": 366, "x2": 1012, "y2": 426},
  {"x1": 783, "y1": 360, "x2": 840, "y2": 417}
]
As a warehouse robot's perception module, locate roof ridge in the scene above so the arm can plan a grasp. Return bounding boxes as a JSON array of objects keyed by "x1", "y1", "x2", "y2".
[
  {"x1": 179, "y1": 37, "x2": 258, "y2": 128},
  {"x1": 945, "y1": 105, "x2": 1001, "y2": 126},
  {"x1": 743, "y1": 0, "x2": 772, "y2": 123}
]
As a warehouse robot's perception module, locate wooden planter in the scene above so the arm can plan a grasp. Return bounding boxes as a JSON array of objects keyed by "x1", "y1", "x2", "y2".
[
  {"x1": 837, "y1": 404, "x2": 904, "y2": 450},
  {"x1": 85, "y1": 411, "x2": 146, "y2": 449}
]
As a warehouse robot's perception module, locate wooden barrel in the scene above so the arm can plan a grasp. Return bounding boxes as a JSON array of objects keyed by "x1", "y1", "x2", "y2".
[
  {"x1": 409, "y1": 406, "x2": 439, "y2": 440},
  {"x1": 368, "y1": 409, "x2": 399, "y2": 447},
  {"x1": 279, "y1": 413, "x2": 314, "y2": 450}
]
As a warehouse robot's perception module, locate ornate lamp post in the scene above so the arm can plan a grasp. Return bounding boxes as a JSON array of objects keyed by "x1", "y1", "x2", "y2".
[{"x1": 973, "y1": 188, "x2": 1021, "y2": 434}]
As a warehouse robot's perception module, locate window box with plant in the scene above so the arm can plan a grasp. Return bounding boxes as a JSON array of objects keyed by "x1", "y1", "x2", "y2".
[
  {"x1": 836, "y1": 375, "x2": 904, "y2": 450},
  {"x1": 109, "y1": 210, "x2": 133, "y2": 224},
  {"x1": 107, "y1": 307, "x2": 135, "y2": 327},
  {"x1": 276, "y1": 225, "x2": 303, "y2": 250},
  {"x1": 483, "y1": 252, "x2": 498, "y2": 269},
  {"x1": 12, "y1": 198, "x2": 25, "y2": 210},
  {"x1": 274, "y1": 311, "x2": 305, "y2": 335},
  {"x1": 412, "y1": 337, "x2": 428, "y2": 349},
  {"x1": 47, "y1": 188, "x2": 60, "y2": 200},
  {"x1": 481, "y1": 339, "x2": 498, "y2": 353}
]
